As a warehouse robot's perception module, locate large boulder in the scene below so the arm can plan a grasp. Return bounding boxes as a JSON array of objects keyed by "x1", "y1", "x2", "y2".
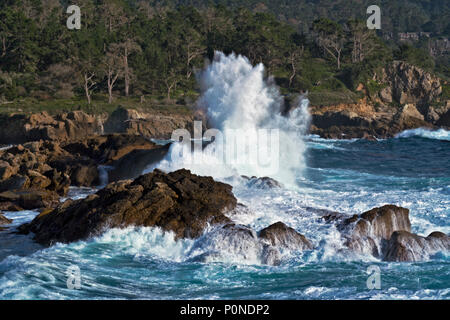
[
  {"x1": 61, "y1": 134, "x2": 156, "y2": 163},
  {"x1": 18, "y1": 169, "x2": 237, "y2": 245},
  {"x1": 259, "y1": 222, "x2": 313, "y2": 251},
  {"x1": 384, "y1": 231, "x2": 450, "y2": 262},
  {"x1": 188, "y1": 223, "x2": 262, "y2": 264},
  {"x1": 325, "y1": 205, "x2": 449, "y2": 261},
  {"x1": 326, "y1": 205, "x2": 411, "y2": 257}
]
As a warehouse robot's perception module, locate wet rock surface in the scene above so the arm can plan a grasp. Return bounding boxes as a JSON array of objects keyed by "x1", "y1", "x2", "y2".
[
  {"x1": 0, "y1": 212, "x2": 12, "y2": 225},
  {"x1": 384, "y1": 231, "x2": 450, "y2": 262},
  {"x1": 323, "y1": 205, "x2": 449, "y2": 261},
  {"x1": 188, "y1": 222, "x2": 313, "y2": 266},
  {"x1": 259, "y1": 221, "x2": 313, "y2": 251}
]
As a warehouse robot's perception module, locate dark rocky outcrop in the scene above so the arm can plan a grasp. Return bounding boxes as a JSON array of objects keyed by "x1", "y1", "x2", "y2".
[
  {"x1": 0, "y1": 106, "x2": 196, "y2": 144},
  {"x1": 107, "y1": 143, "x2": 171, "y2": 183},
  {"x1": 18, "y1": 169, "x2": 237, "y2": 245},
  {"x1": 436, "y1": 109, "x2": 450, "y2": 127},
  {"x1": 310, "y1": 103, "x2": 434, "y2": 140},
  {"x1": 384, "y1": 231, "x2": 450, "y2": 262}
]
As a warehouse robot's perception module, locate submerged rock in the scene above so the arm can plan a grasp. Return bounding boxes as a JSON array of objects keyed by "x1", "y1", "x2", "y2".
[
  {"x1": 188, "y1": 222, "x2": 312, "y2": 266},
  {"x1": 18, "y1": 169, "x2": 236, "y2": 245},
  {"x1": 241, "y1": 176, "x2": 283, "y2": 189},
  {"x1": 384, "y1": 231, "x2": 450, "y2": 262},
  {"x1": 188, "y1": 223, "x2": 262, "y2": 264}
]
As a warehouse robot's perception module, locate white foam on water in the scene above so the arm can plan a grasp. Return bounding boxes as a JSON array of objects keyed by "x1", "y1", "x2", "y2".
[
  {"x1": 0, "y1": 145, "x2": 13, "y2": 151},
  {"x1": 395, "y1": 128, "x2": 450, "y2": 141}
]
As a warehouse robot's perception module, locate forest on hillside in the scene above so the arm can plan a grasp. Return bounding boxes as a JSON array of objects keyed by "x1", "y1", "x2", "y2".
[
  {"x1": 0, "y1": 0, "x2": 448, "y2": 108},
  {"x1": 145, "y1": 0, "x2": 450, "y2": 36}
]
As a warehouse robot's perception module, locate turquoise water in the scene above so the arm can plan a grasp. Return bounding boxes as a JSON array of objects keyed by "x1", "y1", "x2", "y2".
[{"x1": 0, "y1": 129, "x2": 449, "y2": 299}]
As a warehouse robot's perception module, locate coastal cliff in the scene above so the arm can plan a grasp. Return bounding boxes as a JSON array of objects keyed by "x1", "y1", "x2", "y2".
[{"x1": 309, "y1": 61, "x2": 449, "y2": 139}]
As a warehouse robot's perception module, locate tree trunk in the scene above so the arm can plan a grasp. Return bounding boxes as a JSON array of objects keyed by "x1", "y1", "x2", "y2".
[
  {"x1": 337, "y1": 50, "x2": 341, "y2": 69},
  {"x1": 124, "y1": 47, "x2": 130, "y2": 96},
  {"x1": 107, "y1": 70, "x2": 119, "y2": 104},
  {"x1": 108, "y1": 72, "x2": 113, "y2": 104},
  {"x1": 108, "y1": 84, "x2": 113, "y2": 104},
  {"x1": 84, "y1": 74, "x2": 91, "y2": 105},
  {"x1": 1, "y1": 37, "x2": 6, "y2": 57}
]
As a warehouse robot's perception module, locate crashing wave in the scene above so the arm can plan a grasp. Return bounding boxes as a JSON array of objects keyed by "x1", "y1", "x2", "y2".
[{"x1": 395, "y1": 128, "x2": 450, "y2": 141}]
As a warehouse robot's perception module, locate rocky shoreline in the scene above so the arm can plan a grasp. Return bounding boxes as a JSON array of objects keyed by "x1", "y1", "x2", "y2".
[
  {"x1": 0, "y1": 63, "x2": 448, "y2": 144},
  {"x1": 13, "y1": 168, "x2": 449, "y2": 264},
  {"x1": 0, "y1": 61, "x2": 449, "y2": 264},
  {"x1": 1, "y1": 140, "x2": 448, "y2": 263}
]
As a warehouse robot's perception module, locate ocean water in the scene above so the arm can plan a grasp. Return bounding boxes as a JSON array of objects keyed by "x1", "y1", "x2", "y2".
[
  {"x1": 0, "y1": 52, "x2": 449, "y2": 299},
  {"x1": 0, "y1": 131, "x2": 449, "y2": 300}
]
